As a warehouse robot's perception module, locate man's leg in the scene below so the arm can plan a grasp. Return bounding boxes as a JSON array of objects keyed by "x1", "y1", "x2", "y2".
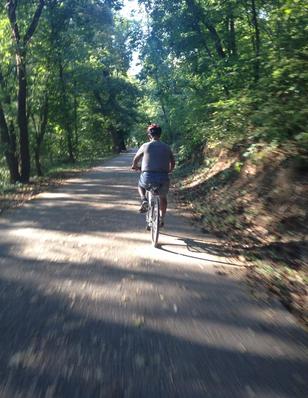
[
  {"x1": 160, "y1": 196, "x2": 167, "y2": 219},
  {"x1": 138, "y1": 185, "x2": 146, "y2": 200},
  {"x1": 159, "y1": 180, "x2": 169, "y2": 222},
  {"x1": 138, "y1": 185, "x2": 148, "y2": 213},
  {"x1": 158, "y1": 179, "x2": 170, "y2": 226},
  {"x1": 159, "y1": 195, "x2": 168, "y2": 227}
]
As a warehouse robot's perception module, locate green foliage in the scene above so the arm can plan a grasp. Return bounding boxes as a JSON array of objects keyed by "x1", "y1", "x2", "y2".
[
  {"x1": 0, "y1": 0, "x2": 140, "y2": 182},
  {"x1": 234, "y1": 161, "x2": 243, "y2": 173},
  {"x1": 0, "y1": 158, "x2": 10, "y2": 190},
  {"x1": 135, "y1": 0, "x2": 308, "y2": 162},
  {"x1": 295, "y1": 133, "x2": 308, "y2": 149},
  {"x1": 1, "y1": 0, "x2": 307, "y2": 181}
]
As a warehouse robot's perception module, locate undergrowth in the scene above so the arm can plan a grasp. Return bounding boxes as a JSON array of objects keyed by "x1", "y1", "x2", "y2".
[{"x1": 173, "y1": 141, "x2": 307, "y2": 324}]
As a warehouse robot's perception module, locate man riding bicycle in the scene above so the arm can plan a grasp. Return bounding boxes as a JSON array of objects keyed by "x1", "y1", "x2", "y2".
[{"x1": 131, "y1": 124, "x2": 175, "y2": 227}]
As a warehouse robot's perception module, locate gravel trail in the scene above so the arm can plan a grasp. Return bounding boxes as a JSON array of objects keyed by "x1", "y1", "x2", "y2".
[{"x1": 0, "y1": 151, "x2": 307, "y2": 398}]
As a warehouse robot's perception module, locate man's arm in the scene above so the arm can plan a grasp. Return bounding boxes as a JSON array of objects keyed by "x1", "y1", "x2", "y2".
[{"x1": 131, "y1": 146, "x2": 144, "y2": 170}]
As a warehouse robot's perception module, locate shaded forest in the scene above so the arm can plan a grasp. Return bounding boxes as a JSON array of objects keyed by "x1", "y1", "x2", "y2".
[
  {"x1": 136, "y1": 0, "x2": 307, "y2": 157},
  {"x1": 0, "y1": 0, "x2": 307, "y2": 180},
  {"x1": 0, "y1": 0, "x2": 139, "y2": 184}
]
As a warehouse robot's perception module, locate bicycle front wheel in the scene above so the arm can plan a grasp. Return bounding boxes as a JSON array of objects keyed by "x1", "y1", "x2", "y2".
[{"x1": 151, "y1": 196, "x2": 160, "y2": 247}]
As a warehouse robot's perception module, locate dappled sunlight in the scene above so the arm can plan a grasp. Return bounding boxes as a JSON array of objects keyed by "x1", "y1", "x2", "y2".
[
  {"x1": 53, "y1": 278, "x2": 125, "y2": 302},
  {"x1": 1, "y1": 247, "x2": 307, "y2": 397},
  {"x1": 32, "y1": 198, "x2": 122, "y2": 209},
  {"x1": 48, "y1": 278, "x2": 304, "y2": 358},
  {"x1": 38, "y1": 192, "x2": 72, "y2": 199},
  {"x1": 2, "y1": 251, "x2": 304, "y2": 360},
  {"x1": 104, "y1": 166, "x2": 126, "y2": 170},
  {"x1": 1, "y1": 153, "x2": 307, "y2": 398},
  {"x1": 3, "y1": 209, "x2": 240, "y2": 266},
  {"x1": 108, "y1": 230, "x2": 228, "y2": 269},
  {"x1": 6, "y1": 228, "x2": 116, "y2": 263},
  {"x1": 112, "y1": 184, "x2": 137, "y2": 190},
  {"x1": 2, "y1": 261, "x2": 305, "y2": 379},
  {"x1": 184, "y1": 156, "x2": 238, "y2": 189},
  {"x1": 1, "y1": 222, "x2": 254, "y2": 269}
]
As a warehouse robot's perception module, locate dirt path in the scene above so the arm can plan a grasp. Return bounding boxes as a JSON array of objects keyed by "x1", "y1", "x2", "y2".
[{"x1": 0, "y1": 151, "x2": 307, "y2": 398}]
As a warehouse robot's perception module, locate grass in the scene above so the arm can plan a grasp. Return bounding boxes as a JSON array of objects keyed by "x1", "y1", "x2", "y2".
[
  {"x1": 1, "y1": 155, "x2": 113, "y2": 188},
  {"x1": 42, "y1": 155, "x2": 113, "y2": 178}
]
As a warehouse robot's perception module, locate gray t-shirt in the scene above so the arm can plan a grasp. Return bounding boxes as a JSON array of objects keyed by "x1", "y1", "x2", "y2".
[{"x1": 136, "y1": 140, "x2": 174, "y2": 172}]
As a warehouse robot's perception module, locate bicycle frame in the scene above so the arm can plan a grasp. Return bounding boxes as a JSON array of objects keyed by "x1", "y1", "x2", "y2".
[{"x1": 145, "y1": 186, "x2": 161, "y2": 247}]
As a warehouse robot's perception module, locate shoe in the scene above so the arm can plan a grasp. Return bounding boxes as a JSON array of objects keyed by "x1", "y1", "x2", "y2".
[
  {"x1": 139, "y1": 199, "x2": 148, "y2": 213},
  {"x1": 159, "y1": 219, "x2": 164, "y2": 228}
]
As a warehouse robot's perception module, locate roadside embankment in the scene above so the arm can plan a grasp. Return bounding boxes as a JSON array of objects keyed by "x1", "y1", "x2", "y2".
[{"x1": 173, "y1": 142, "x2": 308, "y2": 325}]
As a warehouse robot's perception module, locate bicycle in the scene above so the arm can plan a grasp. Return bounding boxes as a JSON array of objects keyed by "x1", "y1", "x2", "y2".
[
  {"x1": 131, "y1": 166, "x2": 162, "y2": 247},
  {"x1": 145, "y1": 184, "x2": 161, "y2": 247}
]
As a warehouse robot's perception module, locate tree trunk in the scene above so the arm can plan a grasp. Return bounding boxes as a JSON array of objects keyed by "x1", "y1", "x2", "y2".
[
  {"x1": 67, "y1": 129, "x2": 75, "y2": 162},
  {"x1": 110, "y1": 127, "x2": 121, "y2": 153},
  {"x1": 0, "y1": 69, "x2": 20, "y2": 182},
  {"x1": 73, "y1": 80, "x2": 78, "y2": 157},
  {"x1": 59, "y1": 62, "x2": 74, "y2": 162},
  {"x1": 251, "y1": 0, "x2": 260, "y2": 82},
  {"x1": 204, "y1": 21, "x2": 226, "y2": 59},
  {"x1": 0, "y1": 104, "x2": 20, "y2": 182},
  {"x1": 152, "y1": 71, "x2": 173, "y2": 139},
  {"x1": 7, "y1": 0, "x2": 46, "y2": 182},
  {"x1": 227, "y1": 5, "x2": 237, "y2": 57},
  {"x1": 34, "y1": 148, "x2": 42, "y2": 177},
  {"x1": 32, "y1": 95, "x2": 48, "y2": 176},
  {"x1": 185, "y1": 0, "x2": 229, "y2": 97},
  {"x1": 186, "y1": 0, "x2": 226, "y2": 59},
  {"x1": 119, "y1": 135, "x2": 126, "y2": 151},
  {"x1": 17, "y1": 53, "x2": 31, "y2": 182},
  {"x1": 94, "y1": 90, "x2": 119, "y2": 152}
]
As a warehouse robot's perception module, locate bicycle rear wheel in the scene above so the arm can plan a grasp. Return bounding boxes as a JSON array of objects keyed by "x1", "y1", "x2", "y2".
[
  {"x1": 145, "y1": 191, "x2": 151, "y2": 230},
  {"x1": 151, "y1": 196, "x2": 160, "y2": 247}
]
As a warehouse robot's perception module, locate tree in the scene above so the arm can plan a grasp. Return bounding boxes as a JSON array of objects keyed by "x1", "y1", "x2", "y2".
[
  {"x1": 136, "y1": 0, "x2": 308, "y2": 157},
  {"x1": 0, "y1": 0, "x2": 140, "y2": 183},
  {"x1": 6, "y1": 0, "x2": 45, "y2": 182}
]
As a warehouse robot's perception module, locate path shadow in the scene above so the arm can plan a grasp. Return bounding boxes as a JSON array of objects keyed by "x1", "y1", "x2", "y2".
[
  {"x1": 249, "y1": 240, "x2": 308, "y2": 270},
  {"x1": 159, "y1": 233, "x2": 245, "y2": 267},
  {"x1": 0, "y1": 261, "x2": 308, "y2": 398}
]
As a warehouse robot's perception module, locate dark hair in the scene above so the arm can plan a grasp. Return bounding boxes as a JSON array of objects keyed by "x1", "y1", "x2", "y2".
[{"x1": 147, "y1": 123, "x2": 161, "y2": 137}]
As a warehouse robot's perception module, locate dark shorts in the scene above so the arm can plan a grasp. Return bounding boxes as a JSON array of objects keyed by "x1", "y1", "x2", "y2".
[{"x1": 139, "y1": 172, "x2": 170, "y2": 197}]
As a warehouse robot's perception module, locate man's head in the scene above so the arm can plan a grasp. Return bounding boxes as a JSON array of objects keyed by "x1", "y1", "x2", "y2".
[{"x1": 147, "y1": 123, "x2": 161, "y2": 140}]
